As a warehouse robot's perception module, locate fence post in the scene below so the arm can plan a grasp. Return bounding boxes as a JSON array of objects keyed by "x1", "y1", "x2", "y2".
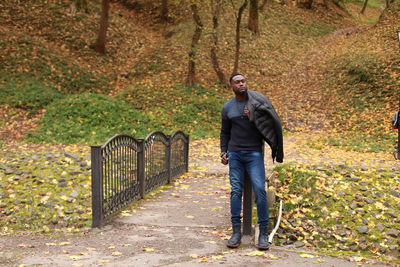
[
  {"x1": 138, "y1": 139, "x2": 145, "y2": 198},
  {"x1": 243, "y1": 172, "x2": 253, "y2": 235},
  {"x1": 185, "y1": 135, "x2": 190, "y2": 172},
  {"x1": 91, "y1": 145, "x2": 103, "y2": 228},
  {"x1": 166, "y1": 135, "x2": 172, "y2": 183}
]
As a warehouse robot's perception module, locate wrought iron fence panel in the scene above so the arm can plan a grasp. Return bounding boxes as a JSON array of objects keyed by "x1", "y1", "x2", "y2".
[
  {"x1": 91, "y1": 131, "x2": 189, "y2": 227},
  {"x1": 144, "y1": 131, "x2": 169, "y2": 194},
  {"x1": 170, "y1": 131, "x2": 189, "y2": 180},
  {"x1": 101, "y1": 135, "x2": 141, "y2": 218}
]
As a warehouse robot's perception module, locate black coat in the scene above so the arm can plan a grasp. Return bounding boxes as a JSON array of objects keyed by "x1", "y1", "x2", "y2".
[{"x1": 246, "y1": 90, "x2": 284, "y2": 163}]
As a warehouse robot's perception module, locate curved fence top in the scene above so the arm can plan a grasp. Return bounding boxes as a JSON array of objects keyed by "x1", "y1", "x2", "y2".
[
  {"x1": 144, "y1": 131, "x2": 170, "y2": 144},
  {"x1": 170, "y1": 130, "x2": 189, "y2": 141},
  {"x1": 101, "y1": 134, "x2": 142, "y2": 150}
]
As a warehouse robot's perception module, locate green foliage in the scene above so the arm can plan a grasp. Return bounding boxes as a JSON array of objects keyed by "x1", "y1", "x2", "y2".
[
  {"x1": 0, "y1": 149, "x2": 92, "y2": 233},
  {"x1": 343, "y1": 0, "x2": 384, "y2": 9},
  {"x1": 119, "y1": 84, "x2": 226, "y2": 138},
  {"x1": 0, "y1": 73, "x2": 64, "y2": 115},
  {"x1": 273, "y1": 163, "x2": 400, "y2": 262},
  {"x1": 324, "y1": 134, "x2": 395, "y2": 152},
  {"x1": 27, "y1": 93, "x2": 152, "y2": 144}
]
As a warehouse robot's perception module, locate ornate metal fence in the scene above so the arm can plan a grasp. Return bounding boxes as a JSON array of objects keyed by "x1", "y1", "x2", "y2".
[{"x1": 91, "y1": 131, "x2": 189, "y2": 227}]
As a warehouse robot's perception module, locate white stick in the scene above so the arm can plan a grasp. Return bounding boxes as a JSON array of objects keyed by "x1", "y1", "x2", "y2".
[{"x1": 268, "y1": 199, "x2": 283, "y2": 244}]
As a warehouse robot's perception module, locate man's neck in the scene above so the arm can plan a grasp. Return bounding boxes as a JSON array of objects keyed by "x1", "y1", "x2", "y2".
[{"x1": 235, "y1": 93, "x2": 247, "y2": 101}]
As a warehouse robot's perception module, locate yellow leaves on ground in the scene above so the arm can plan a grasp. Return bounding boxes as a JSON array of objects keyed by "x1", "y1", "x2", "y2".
[
  {"x1": 300, "y1": 253, "x2": 316, "y2": 258},
  {"x1": 143, "y1": 247, "x2": 155, "y2": 252},
  {"x1": 245, "y1": 251, "x2": 280, "y2": 259},
  {"x1": 59, "y1": 242, "x2": 71, "y2": 246},
  {"x1": 246, "y1": 251, "x2": 265, "y2": 256},
  {"x1": 198, "y1": 256, "x2": 208, "y2": 262},
  {"x1": 185, "y1": 215, "x2": 194, "y2": 219},
  {"x1": 111, "y1": 251, "x2": 122, "y2": 256}
]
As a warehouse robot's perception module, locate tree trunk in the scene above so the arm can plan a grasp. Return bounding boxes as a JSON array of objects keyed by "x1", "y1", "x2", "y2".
[
  {"x1": 185, "y1": 4, "x2": 203, "y2": 87},
  {"x1": 323, "y1": 0, "x2": 329, "y2": 9},
  {"x1": 297, "y1": 0, "x2": 313, "y2": 9},
  {"x1": 76, "y1": 0, "x2": 89, "y2": 13},
  {"x1": 360, "y1": 0, "x2": 368, "y2": 14},
  {"x1": 248, "y1": 0, "x2": 259, "y2": 34},
  {"x1": 94, "y1": 0, "x2": 110, "y2": 54},
  {"x1": 161, "y1": 0, "x2": 169, "y2": 21},
  {"x1": 233, "y1": 0, "x2": 248, "y2": 75},
  {"x1": 210, "y1": 0, "x2": 227, "y2": 86},
  {"x1": 259, "y1": 0, "x2": 268, "y2": 10}
]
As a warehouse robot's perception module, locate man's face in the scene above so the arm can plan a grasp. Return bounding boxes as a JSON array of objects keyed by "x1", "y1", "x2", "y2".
[{"x1": 230, "y1": 75, "x2": 247, "y2": 96}]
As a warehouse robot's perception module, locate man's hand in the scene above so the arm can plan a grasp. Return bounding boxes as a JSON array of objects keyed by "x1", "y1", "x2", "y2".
[
  {"x1": 244, "y1": 106, "x2": 250, "y2": 119},
  {"x1": 221, "y1": 152, "x2": 228, "y2": 165}
]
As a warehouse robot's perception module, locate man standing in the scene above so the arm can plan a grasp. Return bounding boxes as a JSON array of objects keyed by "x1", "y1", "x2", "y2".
[{"x1": 220, "y1": 74, "x2": 283, "y2": 250}]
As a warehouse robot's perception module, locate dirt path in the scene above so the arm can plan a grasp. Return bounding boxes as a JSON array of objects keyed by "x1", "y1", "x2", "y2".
[{"x1": 1, "y1": 137, "x2": 397, "y2": 267}]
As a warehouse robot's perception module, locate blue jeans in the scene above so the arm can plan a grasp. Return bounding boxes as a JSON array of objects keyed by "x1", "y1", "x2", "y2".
[{"x1": 228, "y1": 150, "x2": 268, "y2": 228}]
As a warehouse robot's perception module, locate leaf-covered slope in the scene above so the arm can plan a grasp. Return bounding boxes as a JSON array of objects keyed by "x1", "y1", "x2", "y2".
[{"x1": 321, "y1": 1, "x2": 400, "y2": 151}]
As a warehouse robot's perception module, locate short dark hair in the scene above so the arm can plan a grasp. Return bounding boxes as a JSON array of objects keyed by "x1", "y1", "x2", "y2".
[{"x1": 229, "y1": 73, "x2": 244, "y2": 83}]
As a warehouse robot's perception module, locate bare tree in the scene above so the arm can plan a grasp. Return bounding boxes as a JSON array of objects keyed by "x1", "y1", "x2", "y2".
[
  {"x1": 161, "y1": 0, "x2": 169, "y2": 21},
  {"x1": 259, "y1": 0, "x2": 268, "y2": 10},
  {"x1": 360, "y1": 0, "x2": 368, "y2": 14},
  {"x1": 232, "y1": 0, "x2": 248, "y2": 75},
  {"x1": 185, "y1": 3, "x2": 203, "y2": 86},
  {"x1": 248, "y1": 0, "x2": 259, "y2": 34},
  {"x1": 210, "y1": 0, "x2": 227, "y2": 86},
  {"x1": 94, "y1": 0, "x2": 110, "y2": 54}
]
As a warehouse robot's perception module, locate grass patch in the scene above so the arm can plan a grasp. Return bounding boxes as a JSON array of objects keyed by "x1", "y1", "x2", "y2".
[
  {"x1": 27, "y1": 93, "x2": 153, "y2": 144},
  {"x1": 119, "y1": 84, "x2": 226, "y2": 139},
  {"x1": 273, "y1": 163, "x2": 400, "y2": 263},
  {"x1": 323, "y1": 134, "x2": 395, "y2": 152},
  {"x1": 0, "y1": 73, "x2": 64, "y2": 115},
  {"x1": 0, "y1": 148, "x2": 92, "y2": 233}
]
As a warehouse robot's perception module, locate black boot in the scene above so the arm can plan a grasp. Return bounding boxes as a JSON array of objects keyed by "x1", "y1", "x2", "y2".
[
  {"x1": 227, "y1": 225, "x2": 242, "y2": 248},
  {"x1": 257, "y1": 226, "x2": 270, "y2": 250}
]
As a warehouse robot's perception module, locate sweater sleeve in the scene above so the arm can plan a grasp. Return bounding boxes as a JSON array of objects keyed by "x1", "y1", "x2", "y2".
[{"x1": 220, "y1": 107, "x2": 231, "y2": 153}]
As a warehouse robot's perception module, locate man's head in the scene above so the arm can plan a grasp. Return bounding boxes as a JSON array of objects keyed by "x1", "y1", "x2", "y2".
[{"x1": 229, "y1": 74, "x2": 247, "y2": 97}]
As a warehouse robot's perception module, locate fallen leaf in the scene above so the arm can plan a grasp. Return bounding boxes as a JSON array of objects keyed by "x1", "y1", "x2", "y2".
[
  {"x1": 112, "y1": 251, "x2": 122, "y2": 256},
  {"x1": 144, "y1": 248, "x2": 155, "y2": 252},
  {"x1": 212, "y1": 255, "x2": 224, "y2": 260},
  {"x1": 246, "y1": 251, "x2": 265, "y2": 256},
  {"x1": 17, "y1": 244, "x2": 35, "y2": 248},
  {"x1": 68, "y1": 255, "x2": 81, "y2": 260},
  {"x1": 198, "y1": 256, "x2": 208, "y2": 262},
  {"x1": 265, "y1": 253, "x2": 279, "y2": 259},
  {"x1": 300, "y1": 254, "x2": 315, "y2": 258}
]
